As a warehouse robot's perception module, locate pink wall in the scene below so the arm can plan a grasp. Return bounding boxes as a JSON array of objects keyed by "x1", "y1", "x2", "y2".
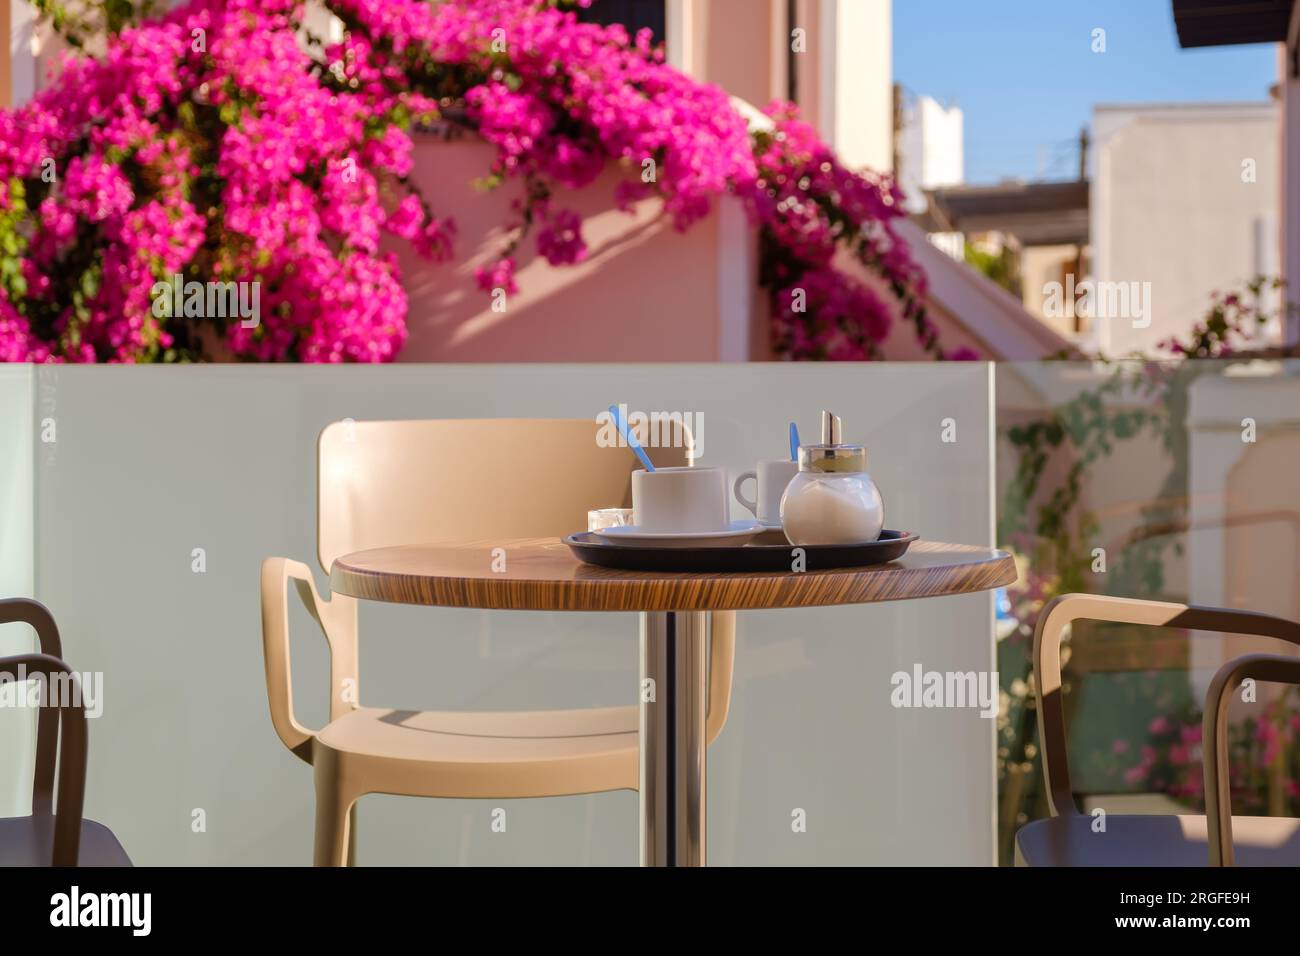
[
  {"x1": 395, "y1": 136, "x2": 1064, "y2": 364},
  {"x1": 395, "y1": 136, "x2": 753, "y2": 362}
]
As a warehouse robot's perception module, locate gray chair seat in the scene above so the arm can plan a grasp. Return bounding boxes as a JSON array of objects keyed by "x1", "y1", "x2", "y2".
[
  {"x1": 0, "y1": 815, "x2": 132, "y2": 867},
  {"x1": 1016, "y1": 813, "x2": 1300, "y2": 867}
]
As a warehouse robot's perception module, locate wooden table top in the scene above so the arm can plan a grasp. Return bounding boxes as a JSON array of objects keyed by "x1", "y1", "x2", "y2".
[{"x1": 329, "y1": 537, "x2": 1018, "y2": 612}]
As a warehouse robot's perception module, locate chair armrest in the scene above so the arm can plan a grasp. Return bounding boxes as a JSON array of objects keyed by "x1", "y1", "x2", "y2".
[
  {"x1": 0, "y1": 653, "x2": 86, "y2": 866},
  {"x1": 1034, "y1": 594, "x2": 1300, "y2": 817},
  {"x1": 260, "y1": 558, "x2": 358, "y2": 764},
  {"x1": 1202, "y1": 653, "x2": 1300, "y2": 867},
  {"x1": 705, "y1": 611, "x2": 735, "y2": 744}
]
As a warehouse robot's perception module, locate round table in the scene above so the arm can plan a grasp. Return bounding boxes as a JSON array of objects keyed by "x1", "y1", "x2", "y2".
[{"x1": 330, "y1": 536, "x2": 1017, "y2": 867}]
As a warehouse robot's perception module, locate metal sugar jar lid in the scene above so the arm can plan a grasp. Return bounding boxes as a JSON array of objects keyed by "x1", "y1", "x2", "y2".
[{"x1": 798, "y1": 410, "x2": 867, "y2": 473}]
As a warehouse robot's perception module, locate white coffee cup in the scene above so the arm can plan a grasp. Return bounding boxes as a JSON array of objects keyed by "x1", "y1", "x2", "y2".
[
  {"x1": 734, "y1": 459, "x2": 799, "y2": 525},
  {"x1": 632, "y1": 466, "x2": 729, "y2": 533}
]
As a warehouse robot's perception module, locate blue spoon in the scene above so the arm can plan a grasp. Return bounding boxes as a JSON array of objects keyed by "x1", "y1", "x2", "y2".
[
  {"x1": 610, "y1": 404, "x2": 655, "y2": 472},
  {"x1": 789, "y1": 422, "x2": 800, "y2": 462}
]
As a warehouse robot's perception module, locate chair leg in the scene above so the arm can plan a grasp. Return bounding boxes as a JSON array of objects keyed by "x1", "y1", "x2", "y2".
[
  {"x1": 313, "y1": 772, "x2": 358, "y2": 867},
  {"x1": 347, "y1": 804, "x2": 358, "y2": 867}
]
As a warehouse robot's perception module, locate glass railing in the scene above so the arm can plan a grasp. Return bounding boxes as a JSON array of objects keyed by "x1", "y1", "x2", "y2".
[
  {"x1": 995, "y1": 358, "x2": 1300, "y2": 865},
  {"x1": 0, "y1": 363, "x2": 995, "y2": 864},
  {"x1": 2, "y1": 358, "x2": 1296, "y2": 864}
]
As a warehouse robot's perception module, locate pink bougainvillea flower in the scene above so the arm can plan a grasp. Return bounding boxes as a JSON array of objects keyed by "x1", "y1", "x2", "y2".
[
  {"x1": 475, "y1": 257, "x2": 518, "y2": 296},
  {"x1": 0, "y1": 0, "x2": 935, "y2": 362},
  {"x1": 536, "y1": 209, "x2": 588, "y2": 266}
]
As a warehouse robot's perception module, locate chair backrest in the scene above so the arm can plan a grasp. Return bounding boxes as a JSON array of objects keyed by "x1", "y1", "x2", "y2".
[
  {"x1": 317, "y1": 418, "x2": 687, "y2": 571},
  {"x1": 315, "y1": 419, "x2": 733, "y2": 745},
  {"x1": 1033, "y1": 593, "x2": 1300, "y2": 818},
  {"x1": 0, "y1": 598, "x2": 64, "y2": 817},
  {"x1": 0, "y1": 652, "x2": 87, "y2": 866}
]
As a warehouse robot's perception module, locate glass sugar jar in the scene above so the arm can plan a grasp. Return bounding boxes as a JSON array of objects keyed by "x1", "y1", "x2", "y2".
[{"x1": 779, "y1": 411, "x2": 884, "y2": 546}]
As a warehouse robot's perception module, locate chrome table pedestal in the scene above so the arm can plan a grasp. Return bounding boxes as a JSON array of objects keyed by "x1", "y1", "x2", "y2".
[{"x1": 639, "y1": 610, "x2": 708, "y2": 867}]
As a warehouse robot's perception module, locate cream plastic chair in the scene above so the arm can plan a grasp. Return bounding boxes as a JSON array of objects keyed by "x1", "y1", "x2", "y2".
[
  {"x1": 261, "y1": 419, "x2": 735, "y2": 865},
  {"x1": 1015, "y1": 593, "x2": 1300, "y2": 866}
]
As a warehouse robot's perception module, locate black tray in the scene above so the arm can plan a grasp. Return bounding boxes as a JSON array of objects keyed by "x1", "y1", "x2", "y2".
[{"x1": 564, "y1": 529, "x2": 917, "y2": 573}]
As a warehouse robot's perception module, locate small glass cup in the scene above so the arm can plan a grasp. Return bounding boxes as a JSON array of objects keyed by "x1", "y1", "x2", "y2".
[{"x1": 588, "y1": 508, "x2": 634, "y2": 532}]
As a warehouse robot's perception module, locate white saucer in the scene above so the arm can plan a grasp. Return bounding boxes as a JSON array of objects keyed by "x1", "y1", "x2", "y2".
[
  {"x1": 594, "y1": 519, "x2": 764, "y2": 549},
  {"x1": 753, "y1": 523, "x2": 792, "y2": 544},
  {"x1": 736, "y1": 517, "x2": 783, "y2": 531}
]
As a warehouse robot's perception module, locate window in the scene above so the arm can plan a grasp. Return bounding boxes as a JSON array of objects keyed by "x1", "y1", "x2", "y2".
[{"x1": 577, "y1": 0, "x2": 666, "y2": 47}]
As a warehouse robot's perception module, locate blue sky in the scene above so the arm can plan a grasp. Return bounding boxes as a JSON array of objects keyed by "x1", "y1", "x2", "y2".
[{"x1": 892, "y1": 0, "x2": 1278, "y2": 184}]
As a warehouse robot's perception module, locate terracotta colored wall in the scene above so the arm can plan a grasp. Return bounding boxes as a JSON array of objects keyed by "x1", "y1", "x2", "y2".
[
  {"x1": 394, "y1": 136, "x2": 754, "y2": 362},
  {"x1": 697, "y1": 0, "x2": 780, "y2": 107},
  {"x1": 0, "y1": 1, "x2": 11, "y2": 108},
  {"x1": 832, "y1": 244, "x2": 991, "y2": 361}
]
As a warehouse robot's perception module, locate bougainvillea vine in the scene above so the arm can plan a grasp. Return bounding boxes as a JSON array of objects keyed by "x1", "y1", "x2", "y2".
[{"x1": 0, "y1": 0, "x2": 954, "y2": 362}]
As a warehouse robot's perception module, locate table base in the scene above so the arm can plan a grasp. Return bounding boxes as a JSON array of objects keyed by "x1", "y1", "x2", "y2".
[{"x1": 639, "y1": 610, "x2": 707, "y2": 867}]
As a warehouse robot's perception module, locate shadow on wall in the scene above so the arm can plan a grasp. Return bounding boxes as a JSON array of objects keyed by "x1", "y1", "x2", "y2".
[{"x1": 392, "y1": 138, "x2": 755, "y2": 362}]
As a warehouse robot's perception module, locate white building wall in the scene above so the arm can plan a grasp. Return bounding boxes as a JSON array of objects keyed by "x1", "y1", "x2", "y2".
[
  {"x1": 792, "y1": 0, "x2": 893, "y2": 174},
  {"x1": 900, "y1": 95, "x2": 964, "y2": 214},
  {"x1": 830, "y1": 0, "x2": 892, "y2": 173},
  {"x1": 1091, "y1": 103, "x2": 1279, "y2": 356}
]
